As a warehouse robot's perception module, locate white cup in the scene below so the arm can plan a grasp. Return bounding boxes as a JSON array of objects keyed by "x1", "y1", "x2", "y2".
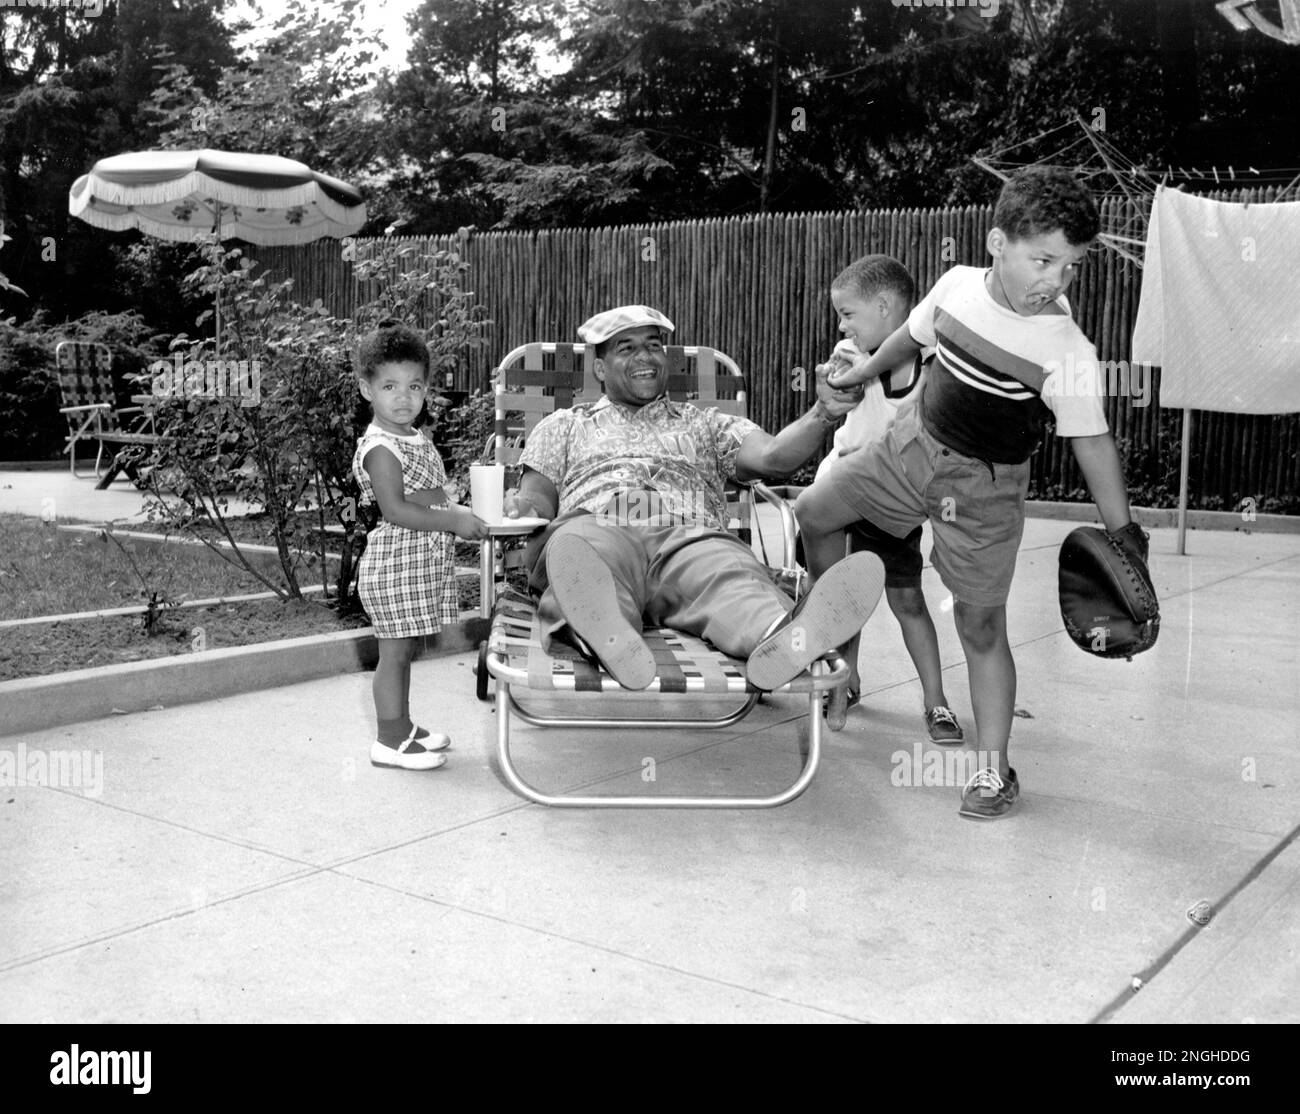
[{"x1": 469, "y1": 464, "x2": 505, "y2": 525}]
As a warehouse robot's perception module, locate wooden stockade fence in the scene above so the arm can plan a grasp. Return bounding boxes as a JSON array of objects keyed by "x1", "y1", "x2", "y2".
[{"x1": 249, "y1": 188, "x2": 1300, "y2": 511}]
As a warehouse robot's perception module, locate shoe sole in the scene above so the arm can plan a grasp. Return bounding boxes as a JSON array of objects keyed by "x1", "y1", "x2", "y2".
[
  {"x1": 546, "y1": 533, "x2": 656, "y2": 691},
  {"x1": 369, "y1": 741, "x2": 448, "y2": 771},
  {"x1": 958, "y1": 798, "x2": 1017, "y2": 819},
  {"x1": 747, "y1": 552, "x2": 886, "y2": 691}
]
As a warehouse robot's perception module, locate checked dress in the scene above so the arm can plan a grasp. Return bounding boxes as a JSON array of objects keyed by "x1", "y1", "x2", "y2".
[{"x1": 352, "y1": 424, "x2": 460, "y2": 638}]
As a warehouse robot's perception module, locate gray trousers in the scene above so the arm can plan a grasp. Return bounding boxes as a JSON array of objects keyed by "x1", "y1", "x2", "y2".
[{"x1": 526, "y1": 511, "x2": 793, "y2": 659}]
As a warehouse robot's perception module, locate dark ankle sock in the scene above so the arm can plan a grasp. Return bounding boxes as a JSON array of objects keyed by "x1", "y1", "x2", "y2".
[
  {"x1": 399, "y1": 706, "x2": 429, "y2": 741},
  {"x1": 378, "y1": 717, "x2": 432, "y2": 748},
  {"x1": 377, "y1": 716, "x2": 414, "y2": 746}
]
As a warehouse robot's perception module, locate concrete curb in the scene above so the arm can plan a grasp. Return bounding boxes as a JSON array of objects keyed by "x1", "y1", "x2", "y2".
[
  {"x1": 0, "y1": 585, "x2": 328, "y2": 630},
  {"x1": 1025, "y1": 501, "x2": 1299, "y2": 535},
  {"x1": 56, "y1": 523, "x2": 345, "y2": 562},
  {"x1": 0, "y1": 617, "x2": 490, "y2": 738}
]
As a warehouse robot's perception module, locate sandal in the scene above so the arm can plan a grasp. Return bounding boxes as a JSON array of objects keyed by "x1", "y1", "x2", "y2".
[{"x1": 824, "y1": 684, "x2": 861, "y2": 732}]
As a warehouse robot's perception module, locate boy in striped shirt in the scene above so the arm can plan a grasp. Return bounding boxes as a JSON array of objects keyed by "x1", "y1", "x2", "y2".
[{"x1": 796, "y1": 167, "x2": 1142, "y2": 819}]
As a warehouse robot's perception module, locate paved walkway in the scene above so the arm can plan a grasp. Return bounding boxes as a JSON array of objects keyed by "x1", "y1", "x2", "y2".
[
  {"x1": 0, "y1": 464, "x2": 258, "y2": 524},
  {"x1": 2, "y1": 471, "x2": 1297, "y2": 1022}
]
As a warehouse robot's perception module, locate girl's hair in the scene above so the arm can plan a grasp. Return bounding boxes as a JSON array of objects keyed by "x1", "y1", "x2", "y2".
[
  {"x1": 356, "y1": 319, "x2": 431, "y2": 380},
  {"x1": 832, "y1": 254, "x2": 915, "y2": 304},
  {"x1": 994, "y1": 167, "x2": 1100, "y2": 247}
]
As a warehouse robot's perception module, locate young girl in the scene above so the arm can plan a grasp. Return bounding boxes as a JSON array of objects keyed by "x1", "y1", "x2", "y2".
[{"x1": 352, "y1": 321, "x2": 487, "y2": 769}]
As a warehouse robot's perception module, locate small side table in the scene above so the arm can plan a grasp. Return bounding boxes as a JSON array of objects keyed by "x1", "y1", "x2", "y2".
[{"x1": 478, "y1": 518, "x2": 548, "y2": 618}]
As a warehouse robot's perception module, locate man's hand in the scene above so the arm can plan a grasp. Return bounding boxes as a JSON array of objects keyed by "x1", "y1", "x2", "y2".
[
  {"x1": 504, "y1": 470, "x2": 560, "y2": 521},
  {"x1": 829, "y1": 337, "x2": 865, "y2": 366},
  {"x1": 824, "y1": 348, "x2": 871, "y2": 389},
  {"x1": 827, "y1": 321, "x2": 920, "y2": 390},
  {"x1": 502, "y1": 488, "x2": 528, "y2": 518},
  {"x1": 814, "y1": 358, "x2": 865, "y2": 419},
  {"x1": 504, "y1": 488, "x2": 548, "y2": 520}
]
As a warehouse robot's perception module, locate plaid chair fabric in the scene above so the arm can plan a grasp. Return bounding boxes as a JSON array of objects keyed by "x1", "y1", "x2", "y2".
[{"x1": 54, "y1": 341, "x2": 162, "y2": 485}]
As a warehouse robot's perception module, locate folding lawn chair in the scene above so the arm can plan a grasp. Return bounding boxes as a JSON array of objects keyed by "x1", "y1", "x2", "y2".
[
  {"x1": 54, "y1": 341, "x2": 164, "y2": 489},
  {"x1": 479, "y1": 341, "x2": 844, "y2": 809}
]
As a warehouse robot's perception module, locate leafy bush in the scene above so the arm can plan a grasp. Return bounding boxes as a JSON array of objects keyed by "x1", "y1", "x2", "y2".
[
  {"x1": 140, "y1": 235, "x2": 491, "y2": 609},
  {"x1": 1114, "y1": 408, "x2": 1184, "y2": 510},
  {"x1": 426, "y1": 387, "x2": 497, "y2": 496},
  {"x1": 0, "y1": 310, "x2": 164, "y2": 462},
  {"x1": 0, "y1": 314, "x2": 62, "y2": 461}
]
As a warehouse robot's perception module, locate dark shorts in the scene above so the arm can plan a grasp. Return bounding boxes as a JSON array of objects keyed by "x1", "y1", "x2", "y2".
[
  {"x1": 795, "y1": 519, "x2": 923, "y2": 588},
  {"x1": 847, "y1": 519, "x2": 923, "y2": 587}
]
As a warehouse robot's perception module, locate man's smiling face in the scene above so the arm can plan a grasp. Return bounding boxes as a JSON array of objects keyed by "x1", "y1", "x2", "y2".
[{"x1": 596, "y1": 325, "x2": 669, "y2": 407}]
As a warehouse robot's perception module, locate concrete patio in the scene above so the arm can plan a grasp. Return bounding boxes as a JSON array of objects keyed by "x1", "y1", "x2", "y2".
[{"x1": 1, "y1": 466, "x2": 1297, "y2": 1023}]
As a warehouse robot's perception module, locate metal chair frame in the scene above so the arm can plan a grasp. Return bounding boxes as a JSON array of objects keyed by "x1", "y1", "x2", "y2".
[{"x1": 54, "y1": 341, "x2": 163, "y2": 489}]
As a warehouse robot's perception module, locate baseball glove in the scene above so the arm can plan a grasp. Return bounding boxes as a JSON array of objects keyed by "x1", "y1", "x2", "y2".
[{"x1": 1058, "y1": 522, "x2": 1160, "y2": 660}]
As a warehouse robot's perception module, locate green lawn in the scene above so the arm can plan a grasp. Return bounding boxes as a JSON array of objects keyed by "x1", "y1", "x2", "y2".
[{"x1": 0, "y1": 514, "x2": 296, "y2": 620}]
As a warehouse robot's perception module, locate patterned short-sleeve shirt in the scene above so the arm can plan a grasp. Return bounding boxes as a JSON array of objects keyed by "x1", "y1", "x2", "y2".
[{"x1": 518, "y1": 395, "x2": 762, "y2": 530}]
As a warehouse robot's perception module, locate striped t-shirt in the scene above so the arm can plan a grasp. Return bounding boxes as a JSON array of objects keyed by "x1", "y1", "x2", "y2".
[{"x1": 908, "y1": 265, "x2": 1108, "y2": 464}]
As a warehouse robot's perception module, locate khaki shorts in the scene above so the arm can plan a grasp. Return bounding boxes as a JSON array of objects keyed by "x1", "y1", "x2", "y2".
[{"x1": 823, "y1": 398, "x2": 1030, "y2": 607}]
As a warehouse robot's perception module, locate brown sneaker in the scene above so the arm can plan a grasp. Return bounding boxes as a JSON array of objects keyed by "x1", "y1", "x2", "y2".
[
  {"x1": 925, "y1": 705, "x2": 964, "y2": 744},
  {"x1": 959, "y1": 766, "x2": 1019, "y2": 820}
]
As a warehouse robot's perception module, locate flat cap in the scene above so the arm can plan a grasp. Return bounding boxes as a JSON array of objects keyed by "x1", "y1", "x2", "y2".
[{"x1": 577, "y1": 305, "x2": 675, "y2": 345}]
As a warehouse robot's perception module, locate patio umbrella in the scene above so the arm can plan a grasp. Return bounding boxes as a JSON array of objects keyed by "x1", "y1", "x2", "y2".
[{"x1": 69, "y1": 149, "x2": 367, "y2": 346}]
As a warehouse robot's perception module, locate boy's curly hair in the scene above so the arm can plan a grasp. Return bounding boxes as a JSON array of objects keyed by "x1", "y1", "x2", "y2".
[
  {"x1": 356, "y1": 318, "x2": 431, "y2": 380},
  {"x1": 832, "y1": 254, "x2": 916, "y2": 304},
  {"x1": 994, "y1": 167, "x2": 1099, "y2": 247}
]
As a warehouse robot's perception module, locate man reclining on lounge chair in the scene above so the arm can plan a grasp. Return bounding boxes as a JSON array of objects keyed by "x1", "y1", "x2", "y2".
[{"x1": 501, "y1": 304, "x2": 886, "y2": 691}]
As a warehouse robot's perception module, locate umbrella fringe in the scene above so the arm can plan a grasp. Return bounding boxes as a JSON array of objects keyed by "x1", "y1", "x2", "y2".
[
  {"x1": 70, "y1": 205, "x2": 357, "y2": 246},
  {"x1": 71, "y1": 171, "x2": 362, "y2": 225}
]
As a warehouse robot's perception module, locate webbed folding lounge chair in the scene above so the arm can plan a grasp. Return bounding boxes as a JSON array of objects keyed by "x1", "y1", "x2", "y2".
[{"x1": 480, "y1": 342, "x2": 845, "y2": 809}]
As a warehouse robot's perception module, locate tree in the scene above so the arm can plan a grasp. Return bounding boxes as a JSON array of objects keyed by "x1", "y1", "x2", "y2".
[
  {"x1": 383, "y1": 0, "x2": 1300, "y2": 226},
  {"x1": 144, "y1": 0, "x2": 383, "y2": 175},
  {"x1": 0, "y1": 0, "x2": 236, "y2": 322},
  {"x1": 382, "y1": 0, "x2": 675, "y2": 229}
]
